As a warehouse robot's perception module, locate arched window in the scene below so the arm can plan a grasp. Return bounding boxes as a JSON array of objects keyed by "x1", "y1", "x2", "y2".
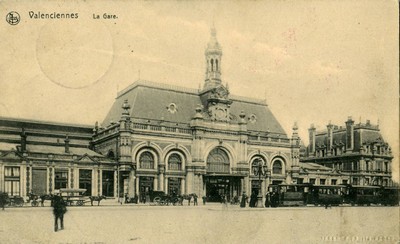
[
  {"x1": 207, "y1": 148, "x2": 229, "y2": 173},
  {"x1": 272, "y1": 160, "x2": 283, "y2": 175},
  {"x1": 251, "y1": 157, "x2": 265, "y2": 175},
  {"x1": 168, "y1": 153, "x2": 182, "y2": 171},
  {"x1": 216, "y1": 59, "x2": 218, "y2": 71},
  {"x1": 139, "y1": 151, "x2": 154, "y2": 169},
  {"x1": 211, "y1": 59, "x2": 214, "y2": 72},
  {"x1": 107, "y1": 150, "x2": 115, "y2": 159}
]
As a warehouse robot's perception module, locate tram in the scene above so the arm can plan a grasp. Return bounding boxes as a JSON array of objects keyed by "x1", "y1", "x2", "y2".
[{"x1": 266, "y1": 184, "x2": 399, "y2": 207}]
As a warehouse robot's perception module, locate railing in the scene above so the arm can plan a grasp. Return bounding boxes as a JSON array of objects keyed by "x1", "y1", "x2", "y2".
[{"x1": 132, "y1": 122, "x2": 191, "y2": 135}]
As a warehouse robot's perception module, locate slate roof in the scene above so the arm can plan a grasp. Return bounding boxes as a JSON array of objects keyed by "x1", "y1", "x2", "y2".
[
  {"x1": 103, "y1": 80, "x2": 287, "y2": 136},
  {"x1": 26, "y1": 145, "x2": 103, "y2": 157},
  {"x1": 299, "y1": 162, "x2": 332, "y2": 171}
]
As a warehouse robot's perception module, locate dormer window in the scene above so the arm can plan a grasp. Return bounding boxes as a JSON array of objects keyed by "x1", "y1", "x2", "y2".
[
  {"x1": 167, "y1": 103, "x2": 177, "y2": 114},
  {"x1": 249, "y1": 114, "x2": 257, "y2": 123}
]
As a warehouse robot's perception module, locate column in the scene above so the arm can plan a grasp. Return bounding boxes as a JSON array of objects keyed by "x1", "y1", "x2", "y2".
[
  {"x1": 128, "y1": 170, "x2": 135, "y2": 197},
  {"x1": 244, "y1": 176, "x2": 250, "y2": 194},
  {"x1": 135, "y1": 177, "x2": 139, "y2": 196},
  {"x1": 46, "y1": 165, "x2": 50, "y2": 194},
  {"x1": 154, "y1": 176, "x2": 158, "y2": 191},
  {"x1": 114, "y1": 168, "x2": 118, "y2": 198},
  {"x1": 186, "y1": 171, "x2": 194, "y2": 194},
  {"x1": 74, "y1": 165, "x2": 79, "y2": 189},
  {"x1": 92, "y1": 168, "x2": 97, "y2": 196},
  {"x1": 69, "y1": 166, "x2": 73, "y2": 189},
  {"x1": 181, "y1": 178, "x2": 185, "y2": 195},
  {"x1": 260, "y1": 179, "x2": 266, "y2": 208},
  {"x1": 199, "y1": 175, "x2": 203, "y2": 197},
  {"x1": 164, "y1": 177, "x2": 168, "y2": 194},
  {"x1": 20, "y1": 163, "x2": 27, "y2": 197},
  {"x1": 98, "y1": 169, "x2": 102, "y2": 196},
  {"x1": 159, "y1": 173, "x2": 164, "y2": 192},
  {"x1": 0, "y1": 163, "x2": 3, "y2": 191}
]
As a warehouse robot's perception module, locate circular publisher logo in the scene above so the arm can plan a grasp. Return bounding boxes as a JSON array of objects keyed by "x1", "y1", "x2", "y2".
[{"x1": 6, "y1": 11, "x2": 20, "y2": 25}]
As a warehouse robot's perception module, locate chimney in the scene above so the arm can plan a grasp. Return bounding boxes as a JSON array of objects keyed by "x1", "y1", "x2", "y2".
[
  {"x1": 64, "y1": 135, "x2": 70, "y2": 153},
  {"x1": 20, "y1": 128, "x2": 27, "y2": 152},
  {"x1": 308, "y1": 124, "x2": 316, "y2": 155},
  {"x1": 327, "y1": 122, "x2": 334, "y2": 155},
  {"x1": 345, "y1": 116, "x2": 354, "y2": 150}
]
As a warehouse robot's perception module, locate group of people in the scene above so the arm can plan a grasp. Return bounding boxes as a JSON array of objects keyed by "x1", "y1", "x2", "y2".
[{"x1": 239, "y1": 191, "x2": 280, "y2": 208}]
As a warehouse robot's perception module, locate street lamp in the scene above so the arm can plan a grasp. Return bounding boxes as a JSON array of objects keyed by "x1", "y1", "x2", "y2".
[{"x1": 253, "y1": 158, "x2": 268, "y2": 207}]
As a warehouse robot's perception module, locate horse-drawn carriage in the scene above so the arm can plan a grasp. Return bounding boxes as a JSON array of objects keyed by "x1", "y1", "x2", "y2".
[
  {"x1": 0, "y1": 192, "x2": 24, "y2": 208},
  {"x1": 151, "y1": 191, "x2": 180, "y2": 206},
  {"x1": 60, "y1": 188, "x2": 88, "y2": 206}
]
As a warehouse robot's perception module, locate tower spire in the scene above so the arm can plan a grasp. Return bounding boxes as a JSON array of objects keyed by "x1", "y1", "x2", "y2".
[{"x1": 204, "y1": 26, "x2": 222, "y2": 90}]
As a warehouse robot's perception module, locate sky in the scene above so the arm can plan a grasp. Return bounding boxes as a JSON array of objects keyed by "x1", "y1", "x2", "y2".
[{"x1": 0, "y1": 1, "x2": 398, "y2": 181}]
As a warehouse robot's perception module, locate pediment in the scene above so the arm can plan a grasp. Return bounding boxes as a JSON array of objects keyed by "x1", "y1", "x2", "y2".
[
  {"x1": 0, "y1": 150, "x2": 23, "y2": 159},
  {"x1": 77, "y1": 154, "x2": 97, "y2": 163}
]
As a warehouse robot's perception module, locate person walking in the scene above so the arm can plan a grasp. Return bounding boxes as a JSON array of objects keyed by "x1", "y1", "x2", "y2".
[
  {"x1": 240, "y1": 192, "x2": 248, "y2": 208},
  {"x1": 0, "y1": 192, "x2": 7, "y2": 210},
  {"x1": 202, "y1": 195, "x2": 206, "y2": 205},
  {"x1": 53, "y1": 190, "x2": 67, "y2": 232},
  {"x1": 193, "y1": 194, "x2": 198, "y2": 206}
]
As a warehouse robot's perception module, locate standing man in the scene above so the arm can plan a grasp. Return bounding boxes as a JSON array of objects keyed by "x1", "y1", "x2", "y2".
[
  {"x1": 240, "y1": 192, "x2": 248, "y2": 208},
  {"x1": 0, "y1": 192, "x2": 7, "y2": 210},
  {"x1": 193, "y1": 194, "x2": 198, "y2": 206},
  {"x1": 53, "y1": 190, "x2": 67, "y2": 232},
  {"x1": 202, "y1": 195, "x2": 207, "y2": 205}
]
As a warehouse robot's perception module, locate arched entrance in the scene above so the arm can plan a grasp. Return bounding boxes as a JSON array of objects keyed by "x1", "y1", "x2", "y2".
[{"x1": 204, "y1": 147, "x2": 241, "y2": 202}]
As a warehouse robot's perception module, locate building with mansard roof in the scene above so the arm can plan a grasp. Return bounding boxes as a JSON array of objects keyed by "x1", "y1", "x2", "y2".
[
  {"x1": 2, "y1": 28, "x2": 393, "y2": 204},
  {"x1": 92, "y1": 27, "x2": 301, "y2": 203},
  {"x1": 300, "y1": 117, "x2": 393, "y2": 186},
  {"x1": 0, "y1": 28, "x2": 302, "y2": 204}
]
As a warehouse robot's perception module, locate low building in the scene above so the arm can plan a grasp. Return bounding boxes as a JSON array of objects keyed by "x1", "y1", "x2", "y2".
[{"x1": 0, "y1": 117, "x2": 116, "y2": 197}]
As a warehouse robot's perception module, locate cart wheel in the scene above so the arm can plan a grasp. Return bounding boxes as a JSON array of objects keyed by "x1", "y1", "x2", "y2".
[
  {"x1": 154, "y1": 197, "x2": 161, "y2": 205},
  {"x1": 32, "y1": 201, "x2": 39, "y2": 207},
  {"x1": 77, "y1": 201, "x2": 84, "y2": 206},
  {"x1": 17, "y1": 201, "x2": 24, "y2": 207}
]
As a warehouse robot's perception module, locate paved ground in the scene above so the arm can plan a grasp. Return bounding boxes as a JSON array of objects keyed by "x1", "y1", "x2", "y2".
[{"x1": 0, "y1": 201, "x2": 399, "y2": 244}]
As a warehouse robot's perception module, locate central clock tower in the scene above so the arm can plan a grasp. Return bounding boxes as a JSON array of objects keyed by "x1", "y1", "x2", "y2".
[{"x1": 200, "y1": 27, "x2": 232, "y2": 122}]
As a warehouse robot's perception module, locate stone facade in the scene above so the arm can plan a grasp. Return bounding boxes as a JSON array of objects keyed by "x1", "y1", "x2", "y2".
[
  {"x1": 301, "y1": 117, "x2": 393, "y2": 186},
  {"x1": 92, "y1": 28, "x2": 301, "y2": 203}
]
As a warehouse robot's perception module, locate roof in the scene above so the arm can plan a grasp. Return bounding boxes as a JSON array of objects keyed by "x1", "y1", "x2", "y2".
[
  {"x1": 299, "y1": 162, "x2": 332, "y2": 171},
  {"x1": 103, "y1": 80, "x2": 287, "y2": 135},
  {"x1": 26, "y1": 145, "x2": 103, "y2": 157}
]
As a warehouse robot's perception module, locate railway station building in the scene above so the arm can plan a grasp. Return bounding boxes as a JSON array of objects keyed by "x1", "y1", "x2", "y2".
[
  {"x1": 0, "y1": 28, "x2": 394, "y2": 202},
  {"x1": 0, "y1": 28, "x2": 302, "y2": 202}
]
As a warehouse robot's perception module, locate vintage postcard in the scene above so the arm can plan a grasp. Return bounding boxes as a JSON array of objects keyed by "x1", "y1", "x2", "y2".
[{"x1": 0, "y1": 1, "x2": 399, "y2": 243}]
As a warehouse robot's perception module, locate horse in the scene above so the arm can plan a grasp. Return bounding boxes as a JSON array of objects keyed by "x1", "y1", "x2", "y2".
[
  {"x1": 89, "y1": 195, "x2": 106, "y2": 206},
  {"x1": 178, "y1": 194, "x2": 196, "y2": 206},
  {"x1": 40, "y1": 194, "x2": 54, "y2": 207}
]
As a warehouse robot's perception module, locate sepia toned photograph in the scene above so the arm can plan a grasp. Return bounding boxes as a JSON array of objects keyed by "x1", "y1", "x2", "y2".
[{"x1": 0, "y1": 1, "x2": 399, "y2": 243}]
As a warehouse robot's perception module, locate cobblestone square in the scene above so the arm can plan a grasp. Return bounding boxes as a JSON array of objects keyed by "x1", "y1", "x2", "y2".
[{"x1": 1, "y1": 203, "x2": 399, "y2": 244}]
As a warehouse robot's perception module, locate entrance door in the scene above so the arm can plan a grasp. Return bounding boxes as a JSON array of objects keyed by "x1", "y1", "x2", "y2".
[
  {"x1": 139, "y1": 176, "x2": 153, "y2": 202},
  {"x1": 168, "y1": 178, "x2": 181, "y2": 195},
  {"x1": 79, "y1": 169, "x2": 92, "y2": 196},
  {"x1": 102, "y1": 171, "x2": 114, "y2": 197},
  {"x1": 205, "y1": 176, "x2": 241, "y2": 202},
  {"x1": 32, "y1": 168, "x2": 47, "y2": 195}
]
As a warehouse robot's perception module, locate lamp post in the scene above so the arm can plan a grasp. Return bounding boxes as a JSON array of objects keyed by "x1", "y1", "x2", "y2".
[{"x1": 253, "y1": 158, "x2": 268, "y2": 207}]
